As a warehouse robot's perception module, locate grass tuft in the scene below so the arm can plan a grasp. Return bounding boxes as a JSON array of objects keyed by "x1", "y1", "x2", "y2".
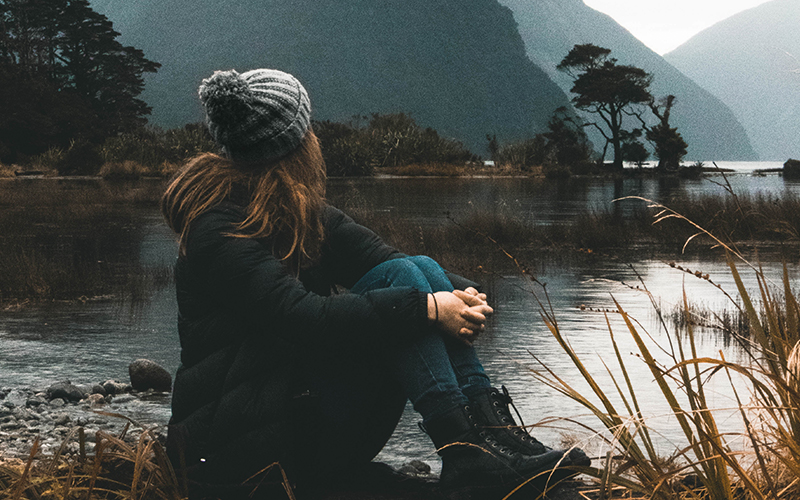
[{"x1": 523, "y1": 198, "x2": 800, "y2": 499}]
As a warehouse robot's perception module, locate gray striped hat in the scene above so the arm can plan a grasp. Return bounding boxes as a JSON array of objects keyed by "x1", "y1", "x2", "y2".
[{"x1": 199, "y1": 68, "x2": 311, "y2": 163}]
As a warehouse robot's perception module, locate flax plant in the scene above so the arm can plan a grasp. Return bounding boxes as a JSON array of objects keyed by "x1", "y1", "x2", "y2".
[
  {"x1": 525, "y1": 197, "x2": 800, "y2": 499},
  {"x1": 0, "y1": 419, "x2": 301, "y2": 500},
  {"x1": 0, "y1": 425, "x2": 185, "y2": 500}
]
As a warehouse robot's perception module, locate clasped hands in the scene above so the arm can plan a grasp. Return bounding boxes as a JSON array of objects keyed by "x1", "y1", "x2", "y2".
[{"x1": 427, "y1": 287, "x2": 493, "y2": 345}]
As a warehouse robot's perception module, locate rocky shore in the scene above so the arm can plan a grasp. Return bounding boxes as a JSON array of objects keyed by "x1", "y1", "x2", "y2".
[
  {"x1": 0, "y1": 361, "x2": 592, "y2": 499},
  {"x1": 0, "y1": 359, "x2": 172, "y2": 458}
]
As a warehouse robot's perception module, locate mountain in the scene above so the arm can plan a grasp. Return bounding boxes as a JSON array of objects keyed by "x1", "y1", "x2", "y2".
[
  {"x1": 496, "y1": 0, "x2": 757, "y2": 161},
  {"x1": 88, "y1": 0, "x2": 573, "y2": 154},
  {"x1": 665, "y1": 0, "x2": 800, "y2": 161}
]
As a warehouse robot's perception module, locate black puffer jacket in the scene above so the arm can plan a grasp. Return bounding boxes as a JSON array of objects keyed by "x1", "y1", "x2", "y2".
[{"x1": 166, "y1": 202, "x2": 473, "y2": 485}]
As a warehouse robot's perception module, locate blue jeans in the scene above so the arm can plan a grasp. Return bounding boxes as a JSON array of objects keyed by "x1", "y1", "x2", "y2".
[
  {"x1": 301, "y1": 256, "x2": 491, "y2": 477},
  {"x1": 351, "y1": 256, "x2": 491, "y2": 420}
]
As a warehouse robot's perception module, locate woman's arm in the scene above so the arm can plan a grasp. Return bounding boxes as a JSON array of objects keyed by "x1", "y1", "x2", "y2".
[
  {"x1": 184, "y1": 205, "x2": 429, "y2": 350},
  {"x1": 321, "y1": 206, "x2": 482, "y2": 292},
  {"x1": 319, "y1": 206, "x2": 404, "y2": 288}
]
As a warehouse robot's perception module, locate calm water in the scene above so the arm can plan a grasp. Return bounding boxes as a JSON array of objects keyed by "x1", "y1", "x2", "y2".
[{"x1": 1, "y1": 162, "x2": 796, "y2": 469}]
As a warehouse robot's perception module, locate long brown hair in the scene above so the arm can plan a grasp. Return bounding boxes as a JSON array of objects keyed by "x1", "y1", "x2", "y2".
[{"x1": 162, "y1": 129, "x2": 326, "y2": 266}]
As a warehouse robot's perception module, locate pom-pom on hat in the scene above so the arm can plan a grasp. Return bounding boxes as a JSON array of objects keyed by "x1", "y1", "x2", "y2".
[{"x1": 199, "y1": 68, "x2": 311, "y2": 162}]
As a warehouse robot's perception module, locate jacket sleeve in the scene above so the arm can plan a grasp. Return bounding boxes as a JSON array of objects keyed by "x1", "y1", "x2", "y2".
[
  {"x1": 319, "y1": 206, "x2": 405, "y2": 288},
  {"x1": 184, "y1": 205, "x2": 429, "y2": 350},
  {"x1": 321, "y1": 205, "x2": 482, "y2": 292}
]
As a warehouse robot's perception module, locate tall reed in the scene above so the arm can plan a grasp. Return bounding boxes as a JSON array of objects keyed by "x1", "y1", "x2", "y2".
[{"x1": 526, "y1": 197, "x2": 800, "y2": 499}]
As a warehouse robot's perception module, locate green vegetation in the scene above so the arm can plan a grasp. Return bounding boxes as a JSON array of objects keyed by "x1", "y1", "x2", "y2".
[
  {"x1": 558, "y1": 44, "x2": 688, "y2": 172},
  {"x1": 313, "y1": 113, "x2": 475, "y2": 176},
  {"x1": 0, "y1": 0, "x2": 159, "y2": 165},
  {"x1": 643, "y1": 96, "x2": 689, "y2": 171},
  {"x1": 18, "y1": 125, "x2": 218, "y2": 179},
  {"x1": 490, "y1": 107, "x2": 596, "y2": 177}
]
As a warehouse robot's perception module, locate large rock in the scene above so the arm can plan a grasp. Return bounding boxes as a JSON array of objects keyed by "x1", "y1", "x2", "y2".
[
  {"x1": 128, "y1": 359, "x2": 172, "y2": 392},
  {"x1": 784, "y1": 159, "x2": 800, "y2": 179},
  {"x1": 46, "y1": 381, "x2": 86, "y2": 402}
]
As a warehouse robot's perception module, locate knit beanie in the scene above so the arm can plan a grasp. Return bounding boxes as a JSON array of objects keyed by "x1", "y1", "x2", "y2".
[{"x1": 198, "y1": 68, "x2": 311, "y2": 162}]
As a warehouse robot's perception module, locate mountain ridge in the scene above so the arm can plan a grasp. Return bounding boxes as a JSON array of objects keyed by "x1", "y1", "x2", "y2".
[
  {"x1": 497, "y1": 0, "x2": 757, "y2": 161},
  {"x1": 89, "y1": 0, "x2": 572, "y2": 154},
  {"x1": 665, "y1": 0, "x2": 800, "y2": 160}
]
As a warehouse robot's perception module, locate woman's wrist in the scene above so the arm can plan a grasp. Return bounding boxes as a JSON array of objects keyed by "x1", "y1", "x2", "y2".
[{"x1": 427, "y1": 293, "x2": 439, "y2": 324}]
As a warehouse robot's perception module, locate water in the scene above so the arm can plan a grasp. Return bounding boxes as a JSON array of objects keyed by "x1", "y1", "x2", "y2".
[{"x1": 0, "y1": 164, "x2": 795, "y2": 469}]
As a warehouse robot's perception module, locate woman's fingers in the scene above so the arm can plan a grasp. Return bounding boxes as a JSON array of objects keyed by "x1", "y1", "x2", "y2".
[
  {"x1": 431, "y1": 291, "x2": 493, "y2": 344},
  {"x1": 460, "y1": 307, "x2": 488, "y2": 325},
  {"x1": 464, "y1": 288, "x2": 488, "y2": 303},
  {"x1": 457, "y1": 328, "x2": 477, "y2": 346},
  {"x1": 453, "y1": 290, "x2": 492, "y2": 312}
]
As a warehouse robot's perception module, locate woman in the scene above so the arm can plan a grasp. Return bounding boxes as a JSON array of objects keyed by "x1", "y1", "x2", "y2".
[{"x1": 162, "y1": 68, "x2": 587, "y2": 496}]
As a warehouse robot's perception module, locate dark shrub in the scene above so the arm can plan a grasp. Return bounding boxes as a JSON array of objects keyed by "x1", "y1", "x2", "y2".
[
  {"x1": 495, "y1": 135, "x2": 549, "y2": 170},
  {"x1": 783, "y1": 158, "x2": 800, "y2": 179},
  {"x1": 57, "y1": 141, "x2": 104, "y2": 175},
  {"x1": 100, "y1": 124, "x2": 218, "y2": 169},
  {"x1": 314, "y1": 114, "x2": 472, "y2": 176}
]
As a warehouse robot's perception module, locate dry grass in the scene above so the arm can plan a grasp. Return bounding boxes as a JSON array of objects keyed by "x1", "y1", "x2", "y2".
[
  {"x1": 524, "y1": 198, "x2": 800, "y2": 499},
  {"x1": 380, "y1": 162, "x2": 543, "y2": 177},
  {"x1": 98, "y1": 161, "x2": 153, "y2": 180},
  {"x1": 0, "y1": 419, "x2": 302, "y2": 500},
  {"x1": 0, "y1": 163, "x2": 15, "y2": 178},
  {"x1": 380, "y1": 162, "x2": 472, "y2": 177},
  {"x1": 0, "y1": 425, "x2": 184, "y2": 500}
]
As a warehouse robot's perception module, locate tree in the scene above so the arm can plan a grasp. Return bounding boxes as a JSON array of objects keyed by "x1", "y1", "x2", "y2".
[
  {"x1": 643, "y1": 95, "x2": 688, "y2": 170},
  {"x1": 0, "y1": 64, "x2": 97, "y2": 162},
  {"x1": 486, "y1": 134, "x2": 499, "y2": 162},
  {"x1": 620, "y1": 129, "x2": 649, "y2": 167},
  {"x1": 0, "y1": 0, "x2": 159, "y2": 161},
  {"x1": 557, "y1": 44, "x2": 652, "y2": 171},
  {"x1": 543, "y1": 106, "x2": 594, "y2": 170}
]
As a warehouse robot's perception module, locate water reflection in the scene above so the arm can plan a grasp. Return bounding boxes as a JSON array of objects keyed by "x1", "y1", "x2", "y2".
[{"x1": 1, "y1": 173, "x2": 797, "y2": 470}]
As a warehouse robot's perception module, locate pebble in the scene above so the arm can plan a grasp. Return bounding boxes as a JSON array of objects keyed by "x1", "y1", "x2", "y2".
[
  {"x1": 0, "y1": 377, "x2": 167, "y2": 458},
  {"x1": 111, "y1": 394, "x2": 136, "y2": 404},
  {"x1": 83, "y1": 394, "x2": 106, "y2": 406}
]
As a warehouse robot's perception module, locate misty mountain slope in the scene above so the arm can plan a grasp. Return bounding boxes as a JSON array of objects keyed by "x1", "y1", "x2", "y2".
[
  {"x1": 497, "y1": 0, "x2": 757, "y2": 161},
  {"x1": 89, "y1": 0, "x2": 572, "y2": 153},
  {"x1": 665, "y1": 0, "x2": 800, "y2": 160}
]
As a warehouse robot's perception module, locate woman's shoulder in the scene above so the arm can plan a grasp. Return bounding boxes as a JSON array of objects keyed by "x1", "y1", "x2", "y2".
[
  {"x1": 197, "y1": 201, "x2": 246, "y2": 224},
  {"x1": 185, "y1": 201, "x2": 247, "y2": 249},
  {"x1": 320, "y1": 204, "x2": 357, "y2": 229}
]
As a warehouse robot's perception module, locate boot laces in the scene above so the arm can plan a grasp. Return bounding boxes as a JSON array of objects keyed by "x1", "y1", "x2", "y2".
[
  {"x1": 469, "y1": 404, "x2": 516, "y2": 456},
  {"x1": 497, "y1": 386, "x2": 546, "y2": 448}
]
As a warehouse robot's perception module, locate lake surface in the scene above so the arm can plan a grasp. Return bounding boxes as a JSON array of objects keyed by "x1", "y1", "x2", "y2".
[{"x1": 1, "y1": 162, "x2": 795, "y2": 470}]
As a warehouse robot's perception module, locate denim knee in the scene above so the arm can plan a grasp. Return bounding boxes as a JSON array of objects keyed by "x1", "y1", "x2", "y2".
[
  {"x1": 405, "y1": 255, "x2": 453, "y2": 292},
  {"x1": 406, "y1": 255, "x2": 438, "y2": 270},
  {"x1": 351, "y1": 257, "x2": 431, "y2": 294}
]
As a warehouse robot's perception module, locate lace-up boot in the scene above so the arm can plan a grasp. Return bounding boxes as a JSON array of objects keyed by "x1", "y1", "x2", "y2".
[
  {"x1": 468, "y1": 386, "x2": 553, "y2": 456},
  {"x1": 421, "y1": 404, "x2": 568, "y2": 487}
]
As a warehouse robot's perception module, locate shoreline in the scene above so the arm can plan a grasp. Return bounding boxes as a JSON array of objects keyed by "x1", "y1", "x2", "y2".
[{"x1": 0, "y1": 382, "x2": 169, "y2": 460}]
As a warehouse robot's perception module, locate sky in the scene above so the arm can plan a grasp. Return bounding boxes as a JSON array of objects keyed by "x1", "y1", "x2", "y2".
[{"x1": 582, "y1": 0, "x2": 772, "y2": 55}]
